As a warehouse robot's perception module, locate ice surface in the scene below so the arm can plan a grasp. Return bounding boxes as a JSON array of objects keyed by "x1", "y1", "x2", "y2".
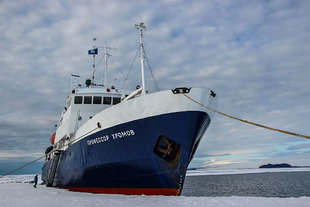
[
  {"x1": 0, "y1": 174, "x2": 40, "y2": 184},
  {"x1": 186, "y1": 167, "x2": 310, "y2": 176},
  {"x1": 0, "y1": 174, "x2": 309, "y2": 207}
]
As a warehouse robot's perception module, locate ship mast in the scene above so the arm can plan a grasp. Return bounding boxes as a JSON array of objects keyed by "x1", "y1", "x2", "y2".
[
  {"x1": 91, "y1": 38, "x2": 97, "y2": 86},
  {"x1": 104, "y1": 42, "x2": 108, "y2": 87},
  {"x1": 135, "y1": 23, "x2": 147, "y2": 96}
]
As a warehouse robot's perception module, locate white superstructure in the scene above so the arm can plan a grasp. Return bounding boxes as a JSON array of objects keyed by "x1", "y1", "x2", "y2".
[{"x1": 54, "y1": 87, "x2": 124, "y2": 144}]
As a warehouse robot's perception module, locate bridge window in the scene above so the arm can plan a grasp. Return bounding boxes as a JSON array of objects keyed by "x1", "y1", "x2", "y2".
[
  {"x1": 103, "y1": 97, "x2": 111, "y2": 105},
  {"x1": 74, "y1": 96, "x2": 82, "y2": 104},
  {"x1": 113, "y1": 97, "x2": 121, "y2": 105},
  {"x1": 93, "y1": 96, "x2": 102, "y2": 104},
  {"x1": 84, "y1": 96, "x2": 92, "y2": 104}
]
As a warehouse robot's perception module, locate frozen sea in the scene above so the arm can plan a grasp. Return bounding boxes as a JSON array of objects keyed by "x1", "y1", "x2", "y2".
[
  {"x1": 184, "y1": 168, "x2": 310, "y2": 197},
  {"x1": 1, "y1": 168, "x2": 310, "y2": 207}
]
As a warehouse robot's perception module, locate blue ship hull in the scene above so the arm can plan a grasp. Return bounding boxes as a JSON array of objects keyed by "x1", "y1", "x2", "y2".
[{"x1": 42, "y1": 111, "x2": 210, "y2": 195}]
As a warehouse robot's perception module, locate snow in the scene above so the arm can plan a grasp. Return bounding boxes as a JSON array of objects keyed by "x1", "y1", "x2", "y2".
[
  {"x1": 186, "y1": 167, "x2": 310, "y2": 176},
  {"x1": 0, "y1": 183, "x2": 309, "y2": 207},
  {"x1": 0, "y1": 174, "x2": 309, "y2": 207},
  {"x1": 0, "y1": 174, "x2": 39, "y2": 184}
]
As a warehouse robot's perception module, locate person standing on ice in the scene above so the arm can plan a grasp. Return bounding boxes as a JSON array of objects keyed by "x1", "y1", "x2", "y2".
[{"x1": 33, "y1": 174, "x2": 38, "y2": 188}]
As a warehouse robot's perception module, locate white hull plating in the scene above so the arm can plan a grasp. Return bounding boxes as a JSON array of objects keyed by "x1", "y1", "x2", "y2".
[{"x1": 57, "y1": 88, "x2": 216, "y2": 151}]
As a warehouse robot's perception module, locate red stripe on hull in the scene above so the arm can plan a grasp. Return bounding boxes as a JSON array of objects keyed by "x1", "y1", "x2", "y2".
[{"x1": 58, "y1": 187, "x2": 181, "y2": 196}]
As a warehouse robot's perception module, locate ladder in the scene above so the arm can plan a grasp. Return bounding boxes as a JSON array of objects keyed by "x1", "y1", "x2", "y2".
[{"x1": 46, "y1": 151, "x2": 62, "y2": 187}]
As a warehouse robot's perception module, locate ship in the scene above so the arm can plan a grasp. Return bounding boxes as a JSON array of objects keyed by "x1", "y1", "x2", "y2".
[{"x1": 41, "y1": 23, "x2": 217, "y2": 196}]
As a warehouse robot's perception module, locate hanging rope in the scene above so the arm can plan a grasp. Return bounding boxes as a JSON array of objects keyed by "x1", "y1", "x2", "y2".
[
  {"x1": 143, "y1": 47, "x2": 160, "y2": 91},
  {"x1": 2, "y1": 93, "x2": 309, "y2": 179},
  {"x1": 0, "y1": 126, "x2": 100, "y2": 179},
  {"x1": 183, "y1": 93, "x2": 310, "y2": 140},
  {"x1": 121, "y1": 46, "x2": 140, "y2": 90},
  {"x1": 0, "y1": 155, "x2": 46, "y2": 179}
]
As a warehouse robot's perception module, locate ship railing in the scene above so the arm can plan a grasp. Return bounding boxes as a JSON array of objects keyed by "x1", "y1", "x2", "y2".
[{"x1": 123, "y1": 87, "x2": 143, "y2": 101}]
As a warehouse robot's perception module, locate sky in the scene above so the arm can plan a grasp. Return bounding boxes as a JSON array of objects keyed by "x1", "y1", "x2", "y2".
[{"x1": 0, "y1": 0, "x2": 310, "y2": 174}]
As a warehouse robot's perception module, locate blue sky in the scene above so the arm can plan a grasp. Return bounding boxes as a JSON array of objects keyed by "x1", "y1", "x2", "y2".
[{"x1": 1, "y1": 0, "x2": 310, "y2": 174}]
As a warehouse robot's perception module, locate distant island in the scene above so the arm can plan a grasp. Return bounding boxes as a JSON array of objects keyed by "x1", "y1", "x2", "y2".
[{"x1": 259, "y1": 163, "x2": 292, "y2": 168}]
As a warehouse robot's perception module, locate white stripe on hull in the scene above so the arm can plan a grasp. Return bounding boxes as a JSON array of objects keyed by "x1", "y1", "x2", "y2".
[{"x1": 54, "y1": 88, "x2": 215, "y2": 149}]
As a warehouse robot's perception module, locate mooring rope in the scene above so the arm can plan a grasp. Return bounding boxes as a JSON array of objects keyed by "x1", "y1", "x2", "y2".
[
  {"x1": 183, "y1": 93, "x2": 310, "y2": 140},
  {"x1": 2, "y1": 94, "x2": 309, "y2": 179},
  {"x1": 0, "y1": 155, "x2": 46, "y2": 179},
  {"x1": 0, "y1": 126, "x2": 100, "y2": 179}
]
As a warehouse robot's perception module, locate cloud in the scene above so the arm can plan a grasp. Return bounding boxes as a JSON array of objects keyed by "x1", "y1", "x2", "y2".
[
  {"x1": 203, "y1": 159, "x2": 244, "y2": 167},
  {"x1": 0, "y1": 0, "x2": 310, "y2": 171},
  {"x1": 287, "y1": 143, "x2": 310, "y2": 151},
  {"x1": 194, "y1": 153, "x2": 231, "y2": 158}
]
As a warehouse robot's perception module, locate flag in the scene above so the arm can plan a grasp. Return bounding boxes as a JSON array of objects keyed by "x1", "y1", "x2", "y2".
[{"x1": 88, "y1": 48, "x2": 98, "y2": 55}]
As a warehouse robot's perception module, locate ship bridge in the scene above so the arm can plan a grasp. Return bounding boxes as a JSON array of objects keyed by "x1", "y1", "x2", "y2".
[{"x1": 54, "y1": 87, "x2": 125, "y2": 144}]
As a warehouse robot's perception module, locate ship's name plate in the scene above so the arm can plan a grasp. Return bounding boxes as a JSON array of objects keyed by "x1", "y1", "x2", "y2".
[{"x1": 87, "y1": 130, "x2": 135, "y2": 146}]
